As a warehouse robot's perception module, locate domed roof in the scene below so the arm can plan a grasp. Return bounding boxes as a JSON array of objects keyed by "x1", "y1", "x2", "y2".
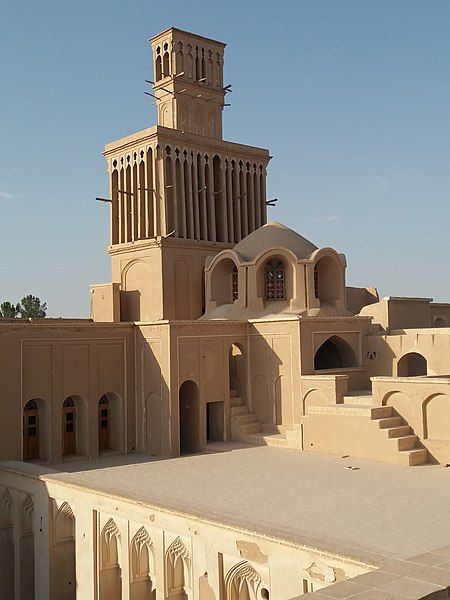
[{"x1": 233, "y1": 222, "x2": 318, "y2": 262}]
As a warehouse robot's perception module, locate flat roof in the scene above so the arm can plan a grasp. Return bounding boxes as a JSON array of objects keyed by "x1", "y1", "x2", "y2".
[{"x1": 6, "y1": 447, "x2": 449, "y2": 565}]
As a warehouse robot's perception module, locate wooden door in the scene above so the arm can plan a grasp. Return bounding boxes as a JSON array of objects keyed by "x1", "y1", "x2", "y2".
[
  {"x1": 63, "y1": 405, "x2": 76, "y2": 456},
  {"x1": 23, "y1": 404, "x2": 39, "y2": 460},
  {"x1": 98, "y1": 399, "x2": 109, "y2": 451}
]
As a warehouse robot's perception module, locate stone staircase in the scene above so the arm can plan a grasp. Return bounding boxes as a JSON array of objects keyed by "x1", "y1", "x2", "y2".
[
  {"x1": 339, "y1": 391, "x2": 428, "y2": 466},
  {"x1": 230, "y1": 388, "x2": 428, "y2": 465},
  {"x1": 230, "y1": 389, "x2": 291, "y2": 448}
]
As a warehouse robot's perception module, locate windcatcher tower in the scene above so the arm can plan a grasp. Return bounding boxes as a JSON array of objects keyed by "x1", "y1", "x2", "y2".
[{"x1": 92, "y1": 27, "x2": 271, "y2": 322}]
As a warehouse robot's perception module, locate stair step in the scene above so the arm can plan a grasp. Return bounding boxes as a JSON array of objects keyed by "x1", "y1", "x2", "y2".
[
  {"x1": 377, "y1": 416, "x2": 403, "y2": 429},
  {"x1": 238, "y1": 422, "x2": 262, "y2": 434},
  {"x1": 231, "y1": 413, "x2": 257, "y2": 425},
  {"x1": 307, "y1": 404, "x2": 385, "y2": 417},
  {"x1": 230, "y1": 406, "x2": 248, "y2": 416},
  {"x1": 230, "y1": 396, "x2": 244, "y2": 407},
  {"x1": 236, "y1": 433, "x2": 288, "y2": 447},
  {"x1": 370, "y1": 406, "x2": 394, "y2": 419},
  {"x1": 386, "y1": 426, "x2": 411, "y2": 438},
  {"x1": 399, "y1": 448, "x2": 428, "y2": 466},
  {"x1": 263, "y1": 434, "x2": 288, "y2": 447},
  {"x1": 342, "y1": 395, "x2": 374, "y2": 406},
  {"x1": 396, "y1": 435, "x2": 418, "y2": 451}
]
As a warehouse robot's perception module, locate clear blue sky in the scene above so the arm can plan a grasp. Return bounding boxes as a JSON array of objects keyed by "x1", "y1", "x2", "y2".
[{"x1": 1, "y1": 1, "x2": 449, "y2": 317}]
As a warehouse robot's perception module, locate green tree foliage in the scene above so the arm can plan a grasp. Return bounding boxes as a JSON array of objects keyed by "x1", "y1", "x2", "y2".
[
  {"x1": 0, "y1": 295, "x2": 47, "y2": 318},
  {"x1": 0, "y1": 301, "x2": 19, "y2": 318},
  {"x1": 18, "y1": 295, "x2": 47, "y2": 318}
]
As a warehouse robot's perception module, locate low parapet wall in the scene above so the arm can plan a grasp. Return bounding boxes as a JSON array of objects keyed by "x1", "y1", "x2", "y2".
[
  {"x1": 372, "y1": 376, "x2": 450, "y2": 464},
  {"x1": 290, "y1": 545, "x2": 450, "y2": 599}
]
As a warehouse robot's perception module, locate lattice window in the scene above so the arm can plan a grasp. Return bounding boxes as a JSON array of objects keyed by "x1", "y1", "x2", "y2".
[
  {"x1": 232, "y1": 265, "x2": 239, "y2": 302},
  {"x1": 314, "y1": 266, "x2": 319, "y2": 299},
  {"x1": 264, "y1": 259, "x2": 285, "y2": 301}
]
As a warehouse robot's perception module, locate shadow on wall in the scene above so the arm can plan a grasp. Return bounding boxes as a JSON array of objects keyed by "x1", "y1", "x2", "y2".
[
  {"x1": 397, "y1": 353, "x2": 427, "y2": 377},
  {"x1": 314, "y1": 336, "x2": 358, "y2": 371}
]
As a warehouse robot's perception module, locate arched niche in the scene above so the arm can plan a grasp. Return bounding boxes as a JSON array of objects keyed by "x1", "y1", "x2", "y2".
[
  {"x1": 302, "y1": 389, "x2": 328, "y2": 416},
  {"x1": 165, "y1": 537, "x2": 191, "y2": 600},
  {"x1": 179, "y1": 381, "x2": 200, "y2": 454},
  {"x1": 225, "y1": 561, "x2": 265, "y2": 600},
  {"x1": 313, "y1": 254, "x2": 344, "y2": 309},
  {"x1": 382, "y1": 391, "x2": 413, "y2": 424},
  {"x1": 397, "y1": 352, "x2": 427, "y2": 377},
  {"x1": 314, "y1": 336, "x2": 358, "y2": 371},
  {"x1": 99, "y1": 519, "x2": 122, "y2": 600},
  {"x1": 23, "y1": 398, "x2": 51, "y2": 462},
  {"x1": 62, "y1": 395, "x2": 89, "y2": 458},
  {"x1": 211, "y1": 258, "x2": 239, "y2": 306},
  {"x1": 423, "y1": 394, "x2": 450, "y2": 441},
  {"x1": 121, "y1": 260, "x2": 151, "y2": 322},
  {"x1": 53, "y1": 502, "x2": 76, "y2": 600},
  {"x1": 20, "y1": 495, "x2": 35, "y2": 599},
  {"x1": 0, "y1": 489, "x2": 14, "y2": 597},
  {"x1": 98, "y1": 393, "x2": 124, "y2": 454},
  {"x1": 229, "y1": 344, "x2": 246, "y2": 400},
  {"x1": 130, "y1": 527, "x2": 155, "y2": 600}
]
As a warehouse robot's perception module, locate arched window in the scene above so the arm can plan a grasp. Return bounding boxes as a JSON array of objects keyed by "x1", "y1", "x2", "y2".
[
  {"x1": 155, "y1": 48, "x2": 162, "y2": 81},
  {"x1": 264, "y1": 259, "x2": 285, "y2": 301},
  {"x1": 314, "y1": 266, "x2": 319, "y2": 298},
  {"x1": 232, "y1": 265, "x2": 239, "y2": 301},
  {"x1": 163, "y1": 51, "x2": 170, "y2": 77}
]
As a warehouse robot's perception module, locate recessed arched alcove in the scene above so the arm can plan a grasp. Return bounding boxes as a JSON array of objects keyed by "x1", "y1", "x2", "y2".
[
  {"x1": 397, "y1": 352, "x2": 427, "y2": 377},
  {"x1": 314, "y1": 336, "x2": 358, "y2": 371}
]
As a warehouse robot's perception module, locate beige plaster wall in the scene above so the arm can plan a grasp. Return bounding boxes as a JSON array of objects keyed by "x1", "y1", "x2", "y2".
[
  {"x1": 299, "y1": 317, "x2": 372, "y2": 391},
  {"x1": 248, "y1": 319, "x2": 301, "y2": 429},
  {"x1": 364, "y1": 328, "x2": 450, "y2": 379},
  {"x1": 135, "y1": 322, "x2": 171, "y2": 457},
  {"x1": 360, "y1": 297, "x2": 433, "y2": 330},
  {"x1": 169, "y1": 320, "x2": 248, "y2": 452},
  {"x1": 90, "y1": 283, "x2": 121, "y2": 322},
  {"x1": 0, "y1": 321, "x2": 135, "y2": 463},
  {"x1": 0, "y1": 465, "x2": 373, "y2": 599},
  {"x1": 372, "y1": 377, "x2": 450, "y2": 464}
]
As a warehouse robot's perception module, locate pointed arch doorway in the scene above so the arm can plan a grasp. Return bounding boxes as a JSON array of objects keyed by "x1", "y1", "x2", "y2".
[{"x1": 179, "y1": 381, "x2": 200, "y2": 454}]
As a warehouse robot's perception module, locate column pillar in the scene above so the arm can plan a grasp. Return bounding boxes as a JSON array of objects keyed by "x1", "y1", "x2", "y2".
[
  {"x1": 206, "y1": 158, "x2": 216, "y2": 242},
  {"x1": 247, "y1": 165, "x2": 255, "y2": 233},
  {"x1": 239, "y1": 163, "x2": 248, "y2": 239},
  {"x1": 119, "y1": 168, "x2": 125, "y2": 243},
  {"x1": 260, "y1": 167, "x2": 267, "y2": 225},
  {"x1": 254, "y1": 167, "x2": 261, "y2": 229},
  {"x1": 226, "y1": 160, "x2": 234, "y2": 244},
  {"x1": 220, "y1": 160, "x2": 228, "y2": 243},
  {"x1": 155, "y1": 146, "x2": 165, "y2": 236},
  {"x1": 185, "y1": 158, "x2": 194, "y2": 239},
  {"x1": 199, "y1": 155, "x2": 208, "y2": 240},
  {"x1": 178, "y1": 158, "x2": 187, "y2": 238},
  {"x1": 232, "y1": 162, "x2": 241, "y2": 242},
  {"x1": 192, "y1": 155, "x2": 200, "y2": 240}
]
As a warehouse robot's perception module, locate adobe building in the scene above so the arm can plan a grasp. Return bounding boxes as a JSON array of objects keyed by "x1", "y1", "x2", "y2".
[{"x1": 1, "y1": 27, "x2": 450, "y2": 600}]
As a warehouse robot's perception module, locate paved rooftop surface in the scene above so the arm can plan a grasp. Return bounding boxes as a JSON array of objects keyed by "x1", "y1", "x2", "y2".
[{"x1": 3, "y1": 446, "x2": 449, "y2": 564}]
